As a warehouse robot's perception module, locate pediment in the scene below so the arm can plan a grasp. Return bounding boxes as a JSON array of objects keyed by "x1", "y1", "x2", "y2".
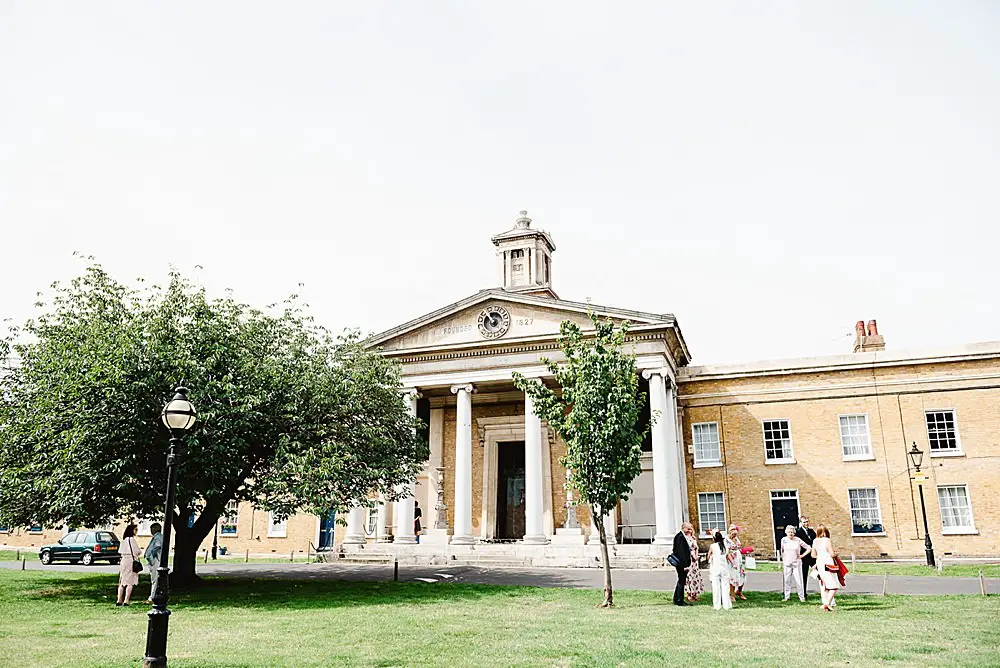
[{"x1": 368, "y1": 289, "x2": 672, "y2": 353}]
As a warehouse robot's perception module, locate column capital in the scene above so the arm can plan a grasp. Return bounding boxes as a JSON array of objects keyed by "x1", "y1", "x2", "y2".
[
  {"x1": 450, "y1": 383, "x2": 475, "y2": 395},
  {"x1": 400, "y1": 387, "x2": 423, "y2": 401},
  {"x1": 641, "y1": 367, "x2": 675, "y2": 388}
]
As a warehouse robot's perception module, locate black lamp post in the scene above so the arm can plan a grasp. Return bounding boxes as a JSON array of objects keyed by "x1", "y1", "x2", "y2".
[
  {"x1": 144, "y1": 387, "x2": 197, "y2": 668},
  {"x1": 908, "y1": 441, "x2": 935, "y2": 567}
]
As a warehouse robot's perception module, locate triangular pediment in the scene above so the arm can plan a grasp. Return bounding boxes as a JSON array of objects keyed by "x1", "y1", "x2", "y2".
[{"x1": 367, "y1": 289, "x2": 674, "y2": 353}]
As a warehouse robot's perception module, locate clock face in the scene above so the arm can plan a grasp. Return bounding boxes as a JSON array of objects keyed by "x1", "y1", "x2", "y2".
[{"x1": 477, "y1": 306, "x2": 511, "y2": 339}]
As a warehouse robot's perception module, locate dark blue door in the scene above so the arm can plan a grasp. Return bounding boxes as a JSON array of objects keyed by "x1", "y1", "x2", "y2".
[{"x1": 318, "y1": 512, "x2": 336, "y2": 549}]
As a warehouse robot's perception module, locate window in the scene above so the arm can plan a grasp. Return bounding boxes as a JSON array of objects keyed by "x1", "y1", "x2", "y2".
[
  {"x1": 697, "y1": 492, "x2": 726, "y2": 537},
  {"x1": 97, "y1": 532, "x2": 117, "y2": 543},
  {"x1": 0, "y1": 522, "x2": 9, "y2": 533},
  {"x1": 28, "y1": 523, "x2": 43, "y2": 533},
  {"x1": 267, "y1": 513, "x2": 287, "y2": 538},
  {"x1": 839, "y1": 414, "x2": 873, "y2": 460},
  {"x1": 63, "y1": 532, "x2": 79, "y2": 544},
  {"x1": 692, "y1": 423, "x2": 722, "y2": 466},
  {"x1": 221, "y1": 501, "x2": 239, "y2": 536},
  {"x1": 926, "y1": 411, "x2": 961, "y2": 455},
  {"x1": 847, "y1": 488, "x2": 884, "y2": 535},
  {"x1": 937, "y1": 485, "x2": 976, "y2": 534},
  {"x1": 762, "y1": 419, "x2": 794, "y2": 463},
  {"x1": 511, "y1": 249, "x2": 524, "y2": 259}
]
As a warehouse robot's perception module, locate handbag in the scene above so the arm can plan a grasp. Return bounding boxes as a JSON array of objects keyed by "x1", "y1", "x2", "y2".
[
  {"x1": 667, "y1": 553, "x2": 681, "y2": 568},
  {"x1": 128, "y1": 539, "x2": 143, "y2": 573}
]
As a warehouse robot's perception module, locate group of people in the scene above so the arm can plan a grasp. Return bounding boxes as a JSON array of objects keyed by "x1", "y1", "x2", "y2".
[
  {"x1": 115, "y1": 522, "x2": 163, "y2": 607},
  {"x1": 670, "y1": 515, "x2": 845, "y2": 612}
]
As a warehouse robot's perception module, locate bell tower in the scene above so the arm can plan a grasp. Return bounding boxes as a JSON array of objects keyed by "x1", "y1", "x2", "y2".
[{"x1": 491, "y1": 210, "x2": 558, "y2": 299}]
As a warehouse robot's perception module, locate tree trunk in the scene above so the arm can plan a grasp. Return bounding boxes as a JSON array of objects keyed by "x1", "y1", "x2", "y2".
[
  {"x1": 169, "y1": 508, "x2": 218, "y2": 588},
  {"x1": 592, "y1": 504, "x2": 613, "y2": 607}
]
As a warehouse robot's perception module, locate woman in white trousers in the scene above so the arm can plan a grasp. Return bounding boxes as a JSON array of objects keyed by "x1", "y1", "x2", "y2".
[{"x1": 708, "y1": 530, "x2": 732, "y2": 610}]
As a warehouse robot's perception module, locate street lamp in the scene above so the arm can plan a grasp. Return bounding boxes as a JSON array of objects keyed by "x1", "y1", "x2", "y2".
[
  {"x1": 144, "y1": 387, "x2": 197, "y2": 668},
  {"x1": 907, "y1": 441, "x2": 935, "y2": 567}
]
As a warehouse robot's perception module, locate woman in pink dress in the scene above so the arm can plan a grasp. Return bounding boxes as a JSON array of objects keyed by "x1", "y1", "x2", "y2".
[
  {"x1": 116, "y1": 523, "x2": 141, "y2": 607},
  {"x1": 811, "y1": 524, "x2": 841, "y2": 611}
]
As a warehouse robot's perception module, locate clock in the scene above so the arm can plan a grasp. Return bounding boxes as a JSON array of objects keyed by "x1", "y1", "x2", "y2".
[{"x1": 477, "y1": 306, "x2": 511, "y2": 339}]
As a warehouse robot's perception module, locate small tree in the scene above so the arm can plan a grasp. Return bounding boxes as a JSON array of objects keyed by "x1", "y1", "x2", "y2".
[
  {"x1": 0, "y1": 262, "x2": 427, "y2": 584},
  {"x1": 513, "y1": 313, "x2": 648, "y2": 607}
]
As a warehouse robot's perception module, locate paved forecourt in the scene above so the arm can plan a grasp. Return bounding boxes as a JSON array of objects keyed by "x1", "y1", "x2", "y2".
[{"x1": 3, "y1": 560, "x2": 995, "y2": 596}]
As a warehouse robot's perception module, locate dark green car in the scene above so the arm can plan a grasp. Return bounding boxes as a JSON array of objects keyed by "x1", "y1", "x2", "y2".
[{"x1": 38, "y1": 531, "x2": 122, "y2": 566}]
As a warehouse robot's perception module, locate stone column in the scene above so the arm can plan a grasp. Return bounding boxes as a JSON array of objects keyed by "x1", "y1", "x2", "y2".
[
  {"x1": 644, "y1": 368, "x2": 678, "y2": 544},
  {"x1": 450, "y1": 383, "x2": 475, "y2": 544},
  {"x1": 666, "y1": 380, "x2": 685, "y2": 527},
  {"x1": 394, "y1": 389, "x2": 420, "y2": 544},
  {"x1": 523, "y1": 381, "x2": 547, "y2": 544},
  {"x1": 344, "y1": 506, "x2": 366, "y2": 545},
  {"x1": 376, "y1": 495, "x2": 392, "y2": 542}
]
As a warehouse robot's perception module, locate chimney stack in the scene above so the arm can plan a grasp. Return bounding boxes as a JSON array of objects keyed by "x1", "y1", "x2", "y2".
[{"x1": 853, "y1": 319, "x2": 886, "y2": 353}]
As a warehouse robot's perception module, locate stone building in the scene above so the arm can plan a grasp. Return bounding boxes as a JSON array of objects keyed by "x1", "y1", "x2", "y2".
[{"x1": 3, "y1": 211, "x2": 998, "y2": 563}]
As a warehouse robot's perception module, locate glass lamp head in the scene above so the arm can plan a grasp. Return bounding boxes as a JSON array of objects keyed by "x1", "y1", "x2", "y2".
[
  {"x1": 908, "y1": 442, "x2": 924, "y2": 470},
  {"x1": 161, "y1": 387, "x2": 197, "y2": 433}
]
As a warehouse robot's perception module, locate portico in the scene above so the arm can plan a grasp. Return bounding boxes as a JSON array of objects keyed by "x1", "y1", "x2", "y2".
[{"x1": 349, "y1": 212, "x2": 691, "y2": 565}]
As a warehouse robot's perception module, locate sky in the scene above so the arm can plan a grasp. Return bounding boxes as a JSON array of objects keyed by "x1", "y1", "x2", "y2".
[{"x1": 1, "y1": 2, "x2": 998, "y2": 365}]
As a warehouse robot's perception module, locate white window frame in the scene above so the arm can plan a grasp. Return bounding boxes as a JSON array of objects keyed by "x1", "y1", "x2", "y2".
[
  {"x1": 220, "y1": 501, "x2": 239, "y2": 536},
  {"x1": 839, "y1": 413, "x2": 874, "y2": 461},
  {"x1": 691, "y1": 422, "x2": 722, "y2": 468},
  {"x1": 762, "y1": 419, "x2": 795, "y2": 465},
  {"x1": 925, "y1": 409, "x2": 963, "y2": 457},
  {"x1": 28, "y1": 524, "x2": 44, "y2": 534},
  {"x1": 267, "y1": 512, "x2": 287, "y2": 538},
  {"x1": 847, "y1": 487, "x2": 886, "y2": 536},
  {"x1": 696, "y1": 491, "x2": 727, "y2": 538},
  {"x1": 936, "y1": 484, "x2": 977, "y2": 535}
]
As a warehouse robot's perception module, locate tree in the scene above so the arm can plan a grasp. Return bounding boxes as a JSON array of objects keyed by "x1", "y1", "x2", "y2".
[
  {"x1": 0, "y1": 262, "x2": 427, "y2": 584},
  {"x1": 513, "y1": 313, "x2": 648, "y2": 607}
]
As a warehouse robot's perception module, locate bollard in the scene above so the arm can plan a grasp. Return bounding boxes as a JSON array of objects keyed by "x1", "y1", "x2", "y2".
[
  {"x1": 245, "y1": 549, "x2": 249, "y2": 563},
  {"x1": 290, "y1": 550, "x2": 294, "y2": 563},
  {"x1": 881, "y1": 573, "x2": 888, "y2": 596},
  {"x1": 937, "y1": 557, "x2": 943, "y2": 574},
  {"x1": 204, "y1": 549, "x2": 209, "y2": 563},
  {"x1": 393, "y1": 558, "x2": 399, "y2": 582},
  {"x1": 15, "y1": 549, "x2": 20, "y2": 561},
  {"x1": 980, "y1": 570, "x2": 988, "y2": 597},
  {"x1": 21, "y1": 557, "x2": 26, "y2": 571},
  {"x1": 851, "y1": 553, "x2": 855, "y2": 571}
]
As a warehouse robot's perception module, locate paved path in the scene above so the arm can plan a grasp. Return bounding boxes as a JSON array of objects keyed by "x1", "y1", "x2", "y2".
[{"x1": 2, "y1": 560, "x2": 995, "y2": 596}]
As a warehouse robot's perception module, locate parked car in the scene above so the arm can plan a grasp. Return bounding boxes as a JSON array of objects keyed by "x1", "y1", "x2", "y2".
[{"x1": 38, "y1": 531, "x2": 121, "y2": 566}]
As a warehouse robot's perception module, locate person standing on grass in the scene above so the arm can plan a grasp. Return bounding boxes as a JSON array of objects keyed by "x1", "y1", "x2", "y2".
[
  {"x1": 725, "y1": 524, "x2": 747, "y2": 601},
  {"x1": 811, "y1": 524, "x2": 841, "y2": 611},
  {"x1": 670, "y1": 523, "x2": 693, "y2": 606},
  {"x1": 144, "y1": 522, "x2": 163, "y2": 604},
  {"x1": 682, "y1": 523, "x2": 704, "y2": 603},
  {"x1": 708, "y1": 530, "x2": 732, "y2": 610},
  {"x1": 116, "y1": 523, "x2": 141, "y2": 607},
  {"x1": 795, "y1": 515, "x2": 816, "y2": 598},
  {"x1": 780, "y1": 524, "x2": 810, "y2": 602}
]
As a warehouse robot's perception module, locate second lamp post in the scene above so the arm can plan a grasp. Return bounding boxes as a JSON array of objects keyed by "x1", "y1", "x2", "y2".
[{"x1": 908, "y1": 442, "x2": 935, "y2": 567}]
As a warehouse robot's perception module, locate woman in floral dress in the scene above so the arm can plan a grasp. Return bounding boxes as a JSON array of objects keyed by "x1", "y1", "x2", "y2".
[
  {"x1": 682, "y1": 522, "x2": 704, "y2": 602},
  {"x1": 725, "y1": 524, "x2": 747, "y2": 601}
]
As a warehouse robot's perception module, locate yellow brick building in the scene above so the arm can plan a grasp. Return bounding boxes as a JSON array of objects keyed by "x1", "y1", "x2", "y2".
[{"x1": 3, "y1": 212, "x2": 997, "y2": 563}]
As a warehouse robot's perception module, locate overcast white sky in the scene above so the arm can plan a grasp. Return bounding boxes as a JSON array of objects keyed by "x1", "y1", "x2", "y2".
[{"x1": 1, "y1": 2, "x2": 998, "y2": 364}]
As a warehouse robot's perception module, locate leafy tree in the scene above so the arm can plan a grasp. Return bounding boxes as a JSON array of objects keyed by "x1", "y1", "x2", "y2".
[
  {"x1": 0, "y1": 262, "x2": 427, "y2": 584},
  {"x1": 513, "y1": 313, "x2": 648, "y2": 607}
]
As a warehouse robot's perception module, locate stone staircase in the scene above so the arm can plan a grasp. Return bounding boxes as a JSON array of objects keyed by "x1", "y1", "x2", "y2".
[{"x1": 324, "y1": 545, "x2": 666, "y2": 570}]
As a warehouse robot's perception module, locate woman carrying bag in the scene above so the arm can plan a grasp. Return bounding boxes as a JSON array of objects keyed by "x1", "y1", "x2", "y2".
[{"x1": 116, "y1": 523, "x2": 142, "y2": 607}]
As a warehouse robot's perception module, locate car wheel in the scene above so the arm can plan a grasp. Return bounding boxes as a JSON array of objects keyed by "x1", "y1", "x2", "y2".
[
  {"x1": 81, "y1": 552, "x2": 94, "y2": 566},
  {"x1": 40, "y1": 550, "x2": 52, "y2": 565}
]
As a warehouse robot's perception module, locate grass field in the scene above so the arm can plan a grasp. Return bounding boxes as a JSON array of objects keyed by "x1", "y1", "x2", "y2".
[
  {"x1": 752, "y1": 560, "x2": 1000, "y2": 578},
  {"x1": 1, "y1": 570, "x2": 998, "y2": 667}
]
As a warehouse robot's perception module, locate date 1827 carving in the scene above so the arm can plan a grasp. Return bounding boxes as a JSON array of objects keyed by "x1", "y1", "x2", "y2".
[{"x1": 477, "y1": 306, "x2": 511, "y2": 339}]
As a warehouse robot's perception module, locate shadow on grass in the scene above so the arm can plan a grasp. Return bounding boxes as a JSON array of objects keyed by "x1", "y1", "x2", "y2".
[{"x1": 4, "y1": 572, "x2": 532, "y2": 612}]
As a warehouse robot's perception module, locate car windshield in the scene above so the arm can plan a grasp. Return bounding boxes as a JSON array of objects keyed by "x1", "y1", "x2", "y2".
[{"x1": 98, "y1": 532, "x2": 118, "y2": 542}]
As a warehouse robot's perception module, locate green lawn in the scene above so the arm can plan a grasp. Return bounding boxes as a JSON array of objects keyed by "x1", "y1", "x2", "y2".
[
  {"x1": 752, "y1": 561, "x2": 1000, "y2": 578},
  {"x1": 1, "y1": 571, "x2": 998, "y2": 667}
]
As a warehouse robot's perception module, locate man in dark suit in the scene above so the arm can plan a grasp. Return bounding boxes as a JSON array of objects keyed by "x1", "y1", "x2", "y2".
[
  {"x1": 795, "y1": 515, "x2": 816, "y2": 598},
  {"x1": 671, "y1": 523, "x2": 694, "y2": 606}
]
